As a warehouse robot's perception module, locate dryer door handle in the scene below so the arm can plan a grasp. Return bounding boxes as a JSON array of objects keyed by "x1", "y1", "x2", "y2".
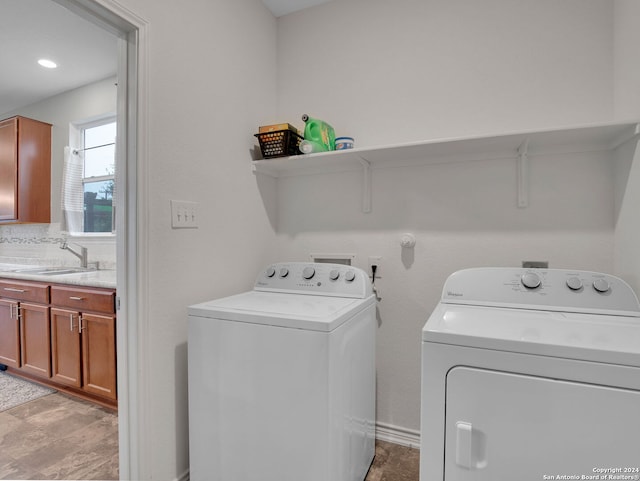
[
  {"x1": 455, "y1": 421, "x2": 488, "y2": 470},
  {"x1": 455, "y1": 421, "x2": 473, "y2": 468}
]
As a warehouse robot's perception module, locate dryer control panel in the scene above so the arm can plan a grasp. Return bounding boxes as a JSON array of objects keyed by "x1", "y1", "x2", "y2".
[
  {"x1": 441, "y1": 268, "x2": 640, "y2": 316},
  {"x1": 254, "y1": 262, "x2": 373, "y2": 299}
]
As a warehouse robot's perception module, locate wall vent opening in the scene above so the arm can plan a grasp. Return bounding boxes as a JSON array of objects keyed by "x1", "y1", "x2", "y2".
[{"x1": 310, "y1": 254, "x2": 355, "y2": 266}]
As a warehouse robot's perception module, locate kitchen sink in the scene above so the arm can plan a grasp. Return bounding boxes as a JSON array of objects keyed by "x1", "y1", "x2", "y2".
[
  {"x1": 38, "y1": 268, "x2": 95, "y2": 276},
  {"x1": 0, "y1": 263, "x2": 33, "y2": 272},
  {"x1": 6, "y1": 266, "x2": 95, "y2": 275}
]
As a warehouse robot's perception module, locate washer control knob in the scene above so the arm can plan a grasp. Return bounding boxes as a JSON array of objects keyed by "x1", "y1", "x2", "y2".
[
  {"x1": 266, "y1": 267, "x2": 276, "y2": 278},
  {"x1": 345, "y1": 270, "x2": 356, "y2": 282},
  {"x1": 329, "y1": 270, "x2": 340, "y2": 281},
  {"x1": 593, "y1": 278, "x2": 610, "y2": 293},
  {"x1": 279, "y1": 268, "x2": 289, "y2": 278},
  {"x1": 521, "y1": 272, "x2": 541, "y2": 289},
  {"x1": 302, "y1": 267, "x2": 315, "y2": 280},
  {"x1": 566, "y1": 277, "x2": 583, "y2": 291}
]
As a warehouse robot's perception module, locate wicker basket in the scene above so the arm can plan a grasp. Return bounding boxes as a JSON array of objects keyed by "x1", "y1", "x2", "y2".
[{"x1": 254, "y1": 130, "x2": 303, "y2": 159}]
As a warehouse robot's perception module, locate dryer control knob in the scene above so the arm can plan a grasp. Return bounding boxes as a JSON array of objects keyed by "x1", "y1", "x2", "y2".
[
  {"x1": 593, "y1": 278, "x2": 610, "y2": 293},
  {"x1": 266, "y1": 267, "x2": 276, "y2": 278},
  {"x1": 329, "y1": 270, "x2": 340, "y2": 281},
  {"x1": 521, "y1": 272, "x2": 541, "y2": 289},
  {"x1": 302, "y1": 267, "x2": 315, "y2": 279},
  {"x1": 345, "y1": 270, "x2": 356, "y2": 282},
  {"x1": 279, "y1": 268, "x2": 289, "y2": 278},
  {"x1": 566, "y1": 277, "x2": 583, "y2": 291}
]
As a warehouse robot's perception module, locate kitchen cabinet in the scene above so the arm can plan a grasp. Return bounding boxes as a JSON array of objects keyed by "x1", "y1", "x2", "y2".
[
  {"x1": 0, "y1": 299, "x2": 20, "y2": 368},
  {"x1": 0, "y1": 276, "x2": 116, "y2": 407},
  {"x1": 0, "y1": 279, "x2": 50, "y2": 376},
  {"x1": 20, "y1": 303, "x2": 51, "y2": 377},
  {"x1": 50, "y1": 308, "x2": 82, "y2": 387},
  {"x1": 51, "y1": 285, "x2": 117, "y2": 401},
  {"x1": 0, "y1": 116, "x2": 52, "y2": 223}
]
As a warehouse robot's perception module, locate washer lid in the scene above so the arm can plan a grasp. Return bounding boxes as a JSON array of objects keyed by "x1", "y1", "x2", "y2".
[
  {"x1": 188, "y1": 291, "x2": 375, "y2": 332},
  {"x1": 423, "y1": 303, "x2": 640, "y2": 367}
]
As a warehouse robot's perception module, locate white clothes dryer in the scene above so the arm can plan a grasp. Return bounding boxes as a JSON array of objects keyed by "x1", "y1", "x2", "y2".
[
  {"x1": 188, "y1": 262, "x2": 376, "y2": 481},
  {"x1": 421, "y1": 268, "x2": 640, "y2": 481}
]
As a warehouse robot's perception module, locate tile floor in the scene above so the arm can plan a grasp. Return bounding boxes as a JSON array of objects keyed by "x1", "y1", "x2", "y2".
[
  {"x1": 0, "y1": 392, "x2": 419, "y2": 481},
  {"x1": 366, "y1": 440, "x2": 420, "y2": 481},
  {"x1": 0, "y1": 393, "x2": 118, "y2": 480}
]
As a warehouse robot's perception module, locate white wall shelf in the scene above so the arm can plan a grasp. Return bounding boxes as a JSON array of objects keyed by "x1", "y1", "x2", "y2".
[{"x1": 252, "y1": 120, "x2": 640, "y2": 213}]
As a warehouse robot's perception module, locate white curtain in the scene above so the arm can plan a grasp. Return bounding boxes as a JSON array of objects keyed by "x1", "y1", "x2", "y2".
[{"x1": 60, "y1": 146, "x2": 83, "y2": 233}]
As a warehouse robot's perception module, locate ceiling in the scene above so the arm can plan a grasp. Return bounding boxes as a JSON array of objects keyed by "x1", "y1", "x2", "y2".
[
  {"x1": 0, "y1": 0, "x2": 331, "y2": 116},
  {"x1": 0, "y1": 0, "x2": 118, "y2": 115}
]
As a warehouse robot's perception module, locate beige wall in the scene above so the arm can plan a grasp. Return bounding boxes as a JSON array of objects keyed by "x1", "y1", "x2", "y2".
[
  {"x1": 613, "y1": 0, "x2": 640, "y2": 294},
  {"x1": 111, "y1": 0, "x2": 279, "y2": 479},
  {"x1": 272, "y1": 0, "x2": 622, "y2": 436}
]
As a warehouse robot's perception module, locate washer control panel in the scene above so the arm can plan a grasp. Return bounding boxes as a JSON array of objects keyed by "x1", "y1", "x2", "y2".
[
  {"x1": 255, "y1": 262, "x2": 373, "y2": 299},
  {"x1": 442, "y1": 268, "x2": 640, "y2": 316}
]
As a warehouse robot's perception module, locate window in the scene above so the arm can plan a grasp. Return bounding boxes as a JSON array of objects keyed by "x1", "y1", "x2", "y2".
[
  {"x1": 82, "y1": 121, "x2": 115, "y2": 232},
  {"x1": 67, "y1": 116, "x2": 116, "y2": 234}
]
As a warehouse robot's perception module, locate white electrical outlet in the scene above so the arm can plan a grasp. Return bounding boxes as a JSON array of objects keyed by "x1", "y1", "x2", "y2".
[
  {"x1": 171, "y1": 200, "x2": 199, "y2": 229},
  {"x1": 368, "y1": 256, "x2": 382, "y2": 279}
]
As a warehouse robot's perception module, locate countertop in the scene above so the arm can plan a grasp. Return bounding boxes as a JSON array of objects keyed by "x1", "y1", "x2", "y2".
[{"x1": 0, "y1": 263, "x2": 116, "y2": 289}]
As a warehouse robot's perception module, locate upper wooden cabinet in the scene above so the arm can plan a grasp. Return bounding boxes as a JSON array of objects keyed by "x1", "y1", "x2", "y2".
[{"x1": 0, "y1": 116, "x2": 52, "y2": 223}]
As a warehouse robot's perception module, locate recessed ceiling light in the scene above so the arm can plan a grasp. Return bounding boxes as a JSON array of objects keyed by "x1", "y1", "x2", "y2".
[{"x1": 37, "y1": 59, "x2": 57, "y2": 69}]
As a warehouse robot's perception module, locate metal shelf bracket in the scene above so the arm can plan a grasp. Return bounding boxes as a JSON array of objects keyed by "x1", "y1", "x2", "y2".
[
  {"x1": 358, "y1": 156, "x2": 372, "y2": 213},
  {"x1": 517, "y1": 139, "x2": 529, "y2": 208}
]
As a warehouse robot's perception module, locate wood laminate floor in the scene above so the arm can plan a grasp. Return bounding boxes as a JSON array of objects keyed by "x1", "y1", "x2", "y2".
[{"x1": 0, "y1": 393, "x2": 418, "y2": 481}]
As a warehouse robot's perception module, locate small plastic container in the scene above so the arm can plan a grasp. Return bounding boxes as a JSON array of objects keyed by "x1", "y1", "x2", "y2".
[
  {"x1": 302, "y1": 114, "x2": 336, "y2": 152},
  {"x1": 335, "y1": 137, "x2": 354, "y2": 150}
]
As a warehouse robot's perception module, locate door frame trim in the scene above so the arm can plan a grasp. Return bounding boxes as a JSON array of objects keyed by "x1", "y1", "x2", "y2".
[{"x1": 52, "y1": 1, "x2": 150, "y2": 479}]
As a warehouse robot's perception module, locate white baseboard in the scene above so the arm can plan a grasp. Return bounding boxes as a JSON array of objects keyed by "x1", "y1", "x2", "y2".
[{"x1": 375, "y1": 421, "x2": 421, "y2": 449}]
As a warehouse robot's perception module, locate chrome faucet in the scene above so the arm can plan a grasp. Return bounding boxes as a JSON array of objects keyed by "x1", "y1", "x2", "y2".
[{"x1": 60, "y1": 241, "x2": 88, "y2": 268}]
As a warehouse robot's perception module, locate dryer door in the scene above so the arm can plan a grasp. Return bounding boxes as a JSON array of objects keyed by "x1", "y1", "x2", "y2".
[{"x1": 445, "y1": 367, "x2": 640, "y2": 480}]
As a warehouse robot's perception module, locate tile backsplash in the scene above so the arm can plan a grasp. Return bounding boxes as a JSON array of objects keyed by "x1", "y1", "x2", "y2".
[{"x1": 0, "y1": 223, "x2": 116, "y2": 270}]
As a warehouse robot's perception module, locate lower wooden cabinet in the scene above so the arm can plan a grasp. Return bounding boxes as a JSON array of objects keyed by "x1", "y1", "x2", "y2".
[
  {"x1": 19, "y1": 302, "x2": 51, "y2": 378},
  {"x1": 50, "y1": 285, "x2": 117, "y2": 402},
  {"x1": 81, "y1": 312, "x2": 117, "y2": 400},
  {"x1": 0, "y1": 280, "x2": 49, "y2": 374},
  {"x1": 50, "y1": 308, "x2": 82, "y2": 387},
  {"x1": 51, "y1": 308, "x2": 117, "y2": 401},
  {"x1": 0, "y1": 299, "x2": 20, "y2": 368},
  {"x1": 0, "y1": 278, "x2": 116, "y2": 407}
]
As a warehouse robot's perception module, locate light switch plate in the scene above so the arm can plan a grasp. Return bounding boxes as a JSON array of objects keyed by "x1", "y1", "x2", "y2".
[{"x1": 171, "y1": 200, "x2": 198, "y2": 229}]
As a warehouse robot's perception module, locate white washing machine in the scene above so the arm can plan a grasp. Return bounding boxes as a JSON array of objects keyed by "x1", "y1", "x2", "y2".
[
  {"x1": 188, "y1": 262, "x2": 376, "y2": 481},
  {"x1": 421, "y1": 268, "x2": 640, "y2": 481}
]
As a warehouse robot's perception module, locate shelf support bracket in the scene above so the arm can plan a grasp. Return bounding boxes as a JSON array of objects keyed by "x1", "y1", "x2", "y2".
[
  {"x1": 358, "y1": 157, "x2": 372, "y2": 213},
  {"x1": 517, "y1": 139, "x2": 529, "y2": 208}
]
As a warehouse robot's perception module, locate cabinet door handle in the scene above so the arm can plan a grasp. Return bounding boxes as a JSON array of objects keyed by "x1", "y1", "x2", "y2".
[
  {"x1": 4, "y1": 287, "x2": 26, "y2": 293},
  {"x1": 69, "y1": 313, "x2": 75, "y2": 332},
  {"x1": 11, "y1": 304, "x2": 19, "y2": 320},
  {"x1": 69, "y1": 296, "x2": 85, "y2": 301},
  {"x1": 78, "y1": 315, "x2": 84, "y2": 334}
]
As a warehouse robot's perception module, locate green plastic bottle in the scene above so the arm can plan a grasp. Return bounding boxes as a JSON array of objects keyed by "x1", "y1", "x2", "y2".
[{"x1": 301, "y1": 114, "x2": 336, "y2": 152}]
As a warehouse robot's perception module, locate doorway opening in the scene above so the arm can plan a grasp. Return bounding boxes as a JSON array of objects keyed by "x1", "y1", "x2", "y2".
[{"x1": 51, "y1": 1, "x2": 146, "y2": 479}]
